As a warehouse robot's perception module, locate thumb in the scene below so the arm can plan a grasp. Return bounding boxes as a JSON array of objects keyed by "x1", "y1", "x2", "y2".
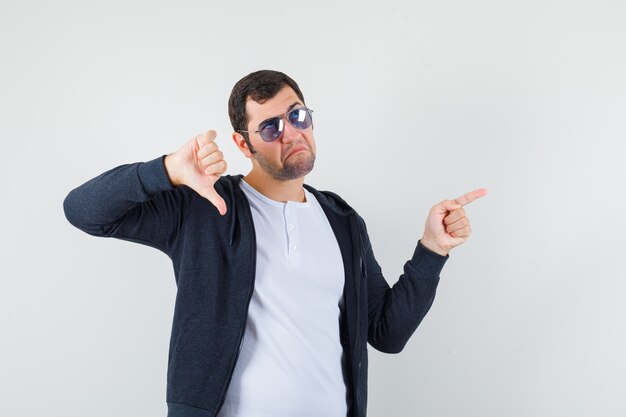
[
  {"x1": 199, "y1": 186, "x2": 228, "y2": 216},
  {"x1": 210, "y1": 194, "x2": 228, "y2": 216},
  {"x1": 196, "y1": 130, "x2": 217, "y2": 148}
]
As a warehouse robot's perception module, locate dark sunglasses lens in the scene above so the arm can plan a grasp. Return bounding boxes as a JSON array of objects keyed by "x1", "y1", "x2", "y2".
[
  {"x1": 288, "y1": 108, "x2": 312, "y2": 129},
  {"x1": 259, "y1": 118, "x2": 284, "y2": 142}
]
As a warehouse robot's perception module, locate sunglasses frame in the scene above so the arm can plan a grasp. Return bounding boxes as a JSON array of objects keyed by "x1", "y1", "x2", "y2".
[{"x1": 238, "y1": 107, "x2": 314, "y2": 142}]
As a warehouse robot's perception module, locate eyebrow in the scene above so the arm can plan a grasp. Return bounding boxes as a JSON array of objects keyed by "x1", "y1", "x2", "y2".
[{"x1": 286, "y1": 101, "x2": 302, "y2": 112}]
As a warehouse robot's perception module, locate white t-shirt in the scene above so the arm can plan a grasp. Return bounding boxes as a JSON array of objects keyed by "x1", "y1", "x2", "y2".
[{"x1": 217, "y1": 179, "x2": 347, "y2": 417}]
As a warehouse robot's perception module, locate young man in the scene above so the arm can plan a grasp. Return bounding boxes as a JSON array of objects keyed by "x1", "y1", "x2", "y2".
[{"x1": 63, "y1": 70, "x2": 487, "y2": 417}]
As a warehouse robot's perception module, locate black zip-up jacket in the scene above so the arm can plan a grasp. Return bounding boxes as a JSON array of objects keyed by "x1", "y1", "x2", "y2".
[{"x1": 63, "y1": 155, "x2": 449, "y2": 417}]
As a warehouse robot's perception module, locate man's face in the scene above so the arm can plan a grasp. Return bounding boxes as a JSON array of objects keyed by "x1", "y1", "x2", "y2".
[{"x1": 240, "y1": 85, "x2": 316, "y2": 181}]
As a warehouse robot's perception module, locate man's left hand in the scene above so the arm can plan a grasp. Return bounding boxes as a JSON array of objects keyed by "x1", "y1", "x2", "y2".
[{"x1": 420, "y1": 188, "x2": 488, "y2": 256}]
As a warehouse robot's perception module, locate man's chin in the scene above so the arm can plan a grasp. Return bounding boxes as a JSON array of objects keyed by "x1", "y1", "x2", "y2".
[
  {"x1": 253, "y1": 152, "x2": 315, "y2": 181},
  {"x1": 279, "y1": 157, "x2": 315, "y2": 181}
]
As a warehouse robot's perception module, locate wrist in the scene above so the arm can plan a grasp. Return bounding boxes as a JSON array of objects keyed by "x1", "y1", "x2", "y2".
[
  {"x1": 420, "y1": 237, "x2": 449, "y2": 256},
  {"x1": 164, "y1": 153, "x2": 182, "y2": 186}
]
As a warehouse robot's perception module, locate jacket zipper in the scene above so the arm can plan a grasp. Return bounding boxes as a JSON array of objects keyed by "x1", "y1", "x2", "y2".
[
  {"x1": 349, "y1": 214, "x2": 364, "y2": 416},
  {"x1": 214, "y1": 202, "x2": 258, "y2": 415}
]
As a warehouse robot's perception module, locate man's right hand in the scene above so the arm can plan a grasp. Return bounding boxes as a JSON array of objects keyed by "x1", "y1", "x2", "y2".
[{"x1": 164, "y1": 130, "x2": 228, "y2": 216}]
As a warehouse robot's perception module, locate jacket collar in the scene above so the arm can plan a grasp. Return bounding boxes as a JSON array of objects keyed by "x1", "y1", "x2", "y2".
[
  {"x1": 222, "y1": 174, "x2": 356, "y2": 214},
  {"x1": 217, "y1": 174, "x2": 357, "y2": 245}
]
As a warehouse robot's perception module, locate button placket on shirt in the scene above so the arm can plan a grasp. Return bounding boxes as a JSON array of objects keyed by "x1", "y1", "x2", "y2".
[{"x1": 284, "y1": 203, "x2": 300, "y2": 263}]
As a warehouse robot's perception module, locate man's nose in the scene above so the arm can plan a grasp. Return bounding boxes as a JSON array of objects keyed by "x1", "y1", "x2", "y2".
[{"x1": 281, "y1": 119, "x2": 301, "y2": 143}]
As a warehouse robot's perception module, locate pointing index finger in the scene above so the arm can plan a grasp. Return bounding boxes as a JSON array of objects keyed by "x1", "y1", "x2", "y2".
[{"x1": 453, "y1": 188, "x2": 488, "y2": 207}]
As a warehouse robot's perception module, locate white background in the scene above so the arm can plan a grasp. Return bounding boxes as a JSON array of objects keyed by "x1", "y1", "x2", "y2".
[{"x1": 1, "y1": 0, "x2": 625, "y2": 416}]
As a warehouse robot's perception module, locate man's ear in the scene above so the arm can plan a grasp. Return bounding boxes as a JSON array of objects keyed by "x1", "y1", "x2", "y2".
[{"x1": 232, "y1": 132, "x2": 253, "y2": 158}]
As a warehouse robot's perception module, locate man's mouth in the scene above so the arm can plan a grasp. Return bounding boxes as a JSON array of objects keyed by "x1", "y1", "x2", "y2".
[{"x1": 285, "y1": 145, "x2": 308, "y2": 160}]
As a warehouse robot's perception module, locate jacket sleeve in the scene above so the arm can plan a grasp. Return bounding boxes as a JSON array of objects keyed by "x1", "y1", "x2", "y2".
[
  {"x1": 359, "y1": 215, "x2": 448, "y2": 354},
  {"x1": 63, "y1": 155, "x2": 185, "y2": 255}
]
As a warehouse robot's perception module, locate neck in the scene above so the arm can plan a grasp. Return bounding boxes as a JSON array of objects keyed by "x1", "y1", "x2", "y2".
[{"x1": 243, "y1": 169, "x2": 306, "y2": 203}]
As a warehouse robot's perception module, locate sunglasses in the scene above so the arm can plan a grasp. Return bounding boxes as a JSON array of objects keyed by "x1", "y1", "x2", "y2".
[{"x1": 238, "y1": 107, "x2": 314, "y2": 142}]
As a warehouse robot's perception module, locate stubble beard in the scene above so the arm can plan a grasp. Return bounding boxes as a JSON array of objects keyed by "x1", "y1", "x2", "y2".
[{"x1": 253, "y1": 149, "x2": 316, "y2": 181}]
